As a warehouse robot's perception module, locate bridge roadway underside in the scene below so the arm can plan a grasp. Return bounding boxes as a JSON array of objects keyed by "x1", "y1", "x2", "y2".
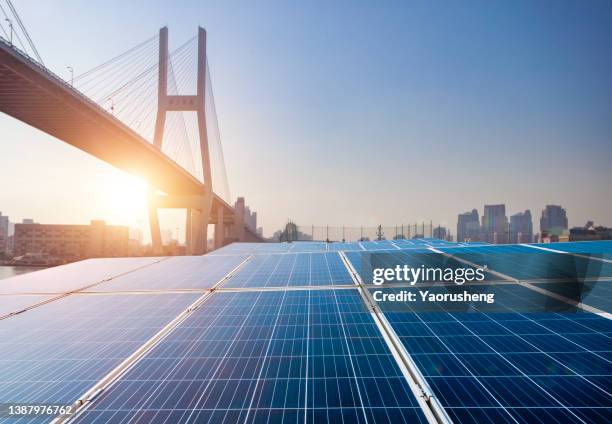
[{"x1": 0, "y1": 41, "x2": 204, "y2": 196}]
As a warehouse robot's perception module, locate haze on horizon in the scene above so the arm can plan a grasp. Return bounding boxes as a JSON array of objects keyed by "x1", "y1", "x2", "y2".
[{"x1": 1, "y1": 0, "x2": 611, "y2": 240}]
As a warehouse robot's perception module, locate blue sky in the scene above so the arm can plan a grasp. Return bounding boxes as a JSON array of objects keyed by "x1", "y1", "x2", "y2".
[{"x1": 1, "y1": 0, "x2": 611, "y2": 238}]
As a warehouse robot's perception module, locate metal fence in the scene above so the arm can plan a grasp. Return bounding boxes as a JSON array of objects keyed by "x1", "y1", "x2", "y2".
[{"x1": 278, "y1": 224, "x2": 452, "y2": 242}]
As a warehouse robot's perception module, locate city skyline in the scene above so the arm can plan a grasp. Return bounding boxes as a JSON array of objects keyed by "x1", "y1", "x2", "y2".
[{"x1": 1, "y1": 0, "x2": 611, "y2": 239}]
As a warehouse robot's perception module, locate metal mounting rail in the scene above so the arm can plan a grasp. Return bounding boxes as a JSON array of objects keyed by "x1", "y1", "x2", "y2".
[
  {"x1": 337, "y1": 251, "x2": 453, "y2": 424},
  {"x1": 57, "y1": 254, "x2": 254, "y2": 423}
]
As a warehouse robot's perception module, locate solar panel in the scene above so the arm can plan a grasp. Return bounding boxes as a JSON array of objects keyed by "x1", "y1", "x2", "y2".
[
  {"x1": 222, "y1": 252, "x2": 354, "y2": 288},
  {"x1": 288, "y1": 242, "x2": 328, "y2": 252},
  {"x1": 0, "y1": 239, "x2": 609, "y2": 424},
  {"x1": 376, "y1": 286, "x2": 612, "y2": 423},
  {"x1": 0, "y1": 292, "x2": 200, "y2": 406},
  {"x1": 85, "y1": 255, "x2": 248, "y2": 292},
  {"x1": 0, "y1": 257, "x2": 164, "y2": 294},
  {"x1": 0, "y1": 294, "x2": 54, "y2": 317},
  {"x1": 71, "y1": 290, "x2": 429, "y2": 424},
  {"x1": 344, "y1": 250, "x2": 500, "y2": 285}
]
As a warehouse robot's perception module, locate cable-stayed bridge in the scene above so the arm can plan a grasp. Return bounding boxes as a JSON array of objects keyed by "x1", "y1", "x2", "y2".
[{"x1": 0, "y1": 24, "x2": 263, "y2": 254}]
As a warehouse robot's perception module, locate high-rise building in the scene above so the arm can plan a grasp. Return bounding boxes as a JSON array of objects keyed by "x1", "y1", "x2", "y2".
[
  {"x1": 13, "y1": 220, "x2": 128, "y2": 262},
  {"x1": 482, "y1": 204, "x2": 509, "y2": 244},
  {"x1": 540, "y1": 205, "x2": 568, "y2": 240},
  {"x1": 509, "y1": 210, "x2": 533, "y2": 243},
  {"x1": 457, "y1": 209, "x2": 480, "y2": 242},
  {"x1": 0, "y1": 212, "x2": 9, "y2": 254}
]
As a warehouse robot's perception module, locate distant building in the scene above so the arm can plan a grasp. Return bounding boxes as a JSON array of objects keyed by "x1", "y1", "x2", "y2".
[
  {"x1": 236, "y1": 198, "x2": 257, "y2": 232},
  {"x1": 540, "y1": 205, "x2": 568, "y2": 240},
  {"x1": 457, "y1": 209, "x2": 480, "y2": 242},
  {"x1": 0, "y1": 212, "x2": 8, "y2": 254},
  {"x1": 13, "y1": 220, "x2": 128, "y2": 262},
  {"x1": 509, "y1": 210, "x2": 533, "y2": 243},
  {"x1": 432, "y1": 226, "x2": 448, "y2": 240},
  {"x1": 570, "y1": 222, "x2": 612, "y2": 241},
  {"x1": 482, "y1": 204, "x2": 509, "y2": 244},
  {"x1": 273, "y1": 221, "x2": 312, "y2": 242}
]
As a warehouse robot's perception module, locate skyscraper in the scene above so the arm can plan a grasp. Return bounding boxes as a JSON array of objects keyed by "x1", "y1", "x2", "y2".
[
  {"x1": 0, "y1": 212, "x2": 8, "y2": 253},
  {"x1": 457, "y1": 209, "x2": 480, "y2": 242},
  {"x1": 540, "y1": 205, "x2": 568, "y2": 239},
  {"x1": 482, "y1": 204, "x2": 509, "y2": 244},
  {"x1": 509, "y1": 210, "x2": 533, "y2": 243}
]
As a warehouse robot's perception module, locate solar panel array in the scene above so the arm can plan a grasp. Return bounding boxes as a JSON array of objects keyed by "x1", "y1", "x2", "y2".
[{"x1": 0, "y1": 239, "x2": 609, "y2": 423}]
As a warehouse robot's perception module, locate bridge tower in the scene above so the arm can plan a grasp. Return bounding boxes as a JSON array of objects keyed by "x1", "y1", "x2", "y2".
[{"x1": 148, "y1": 27, "x2": 212, "y2": 255}]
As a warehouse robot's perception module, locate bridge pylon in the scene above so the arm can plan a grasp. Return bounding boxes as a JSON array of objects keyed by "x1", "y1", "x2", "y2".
[{"x1": 148, "y1": 26, "x2": 212, "y2": 255}]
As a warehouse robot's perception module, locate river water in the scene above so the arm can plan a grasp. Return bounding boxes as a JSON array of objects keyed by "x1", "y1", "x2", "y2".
[{"x1": 0, "y1": 266, "x2": 42, "y2": 280}]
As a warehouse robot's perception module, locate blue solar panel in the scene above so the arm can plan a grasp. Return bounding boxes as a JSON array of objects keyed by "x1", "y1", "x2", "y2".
[
  {"x1": 288, "y1": 242, "x2": 328, "y2": 252},
  {"x1": 85, "y1": 255, "x2": 248, "y2": 292},
  {"x1": 223, "y1": 253, "x2": 354, "y2": 288},
  {"x1": 327, "y1": 242, "x2": 363, "y2": 251},
  {"x1": 0, "y1": 240, "x2": 609, "y2": 423},
  {"x1": 532, "y1": 241, "x2": 612, "y2": 255},
  {"x1": 71, "y1": 290, "x2": 428, "y2": 424},
  {"x1": 359, "y1": 241, "x2": 398, "y2": 251},
  {"x1": 0, "y1": 257, "x2": 163, "y2": 294},
  {"x1": 437, "y1": 244, "x2": 612, "y2": 281},
  {"x1": 377, "y1": 286, "x2": 612, "y2": 423},
  {"x1": 0, "y1": 292, "x2": 200, "y2": 406},
  {"x1": 344, "y1": 250, "x2": 500, "y2": 285}
]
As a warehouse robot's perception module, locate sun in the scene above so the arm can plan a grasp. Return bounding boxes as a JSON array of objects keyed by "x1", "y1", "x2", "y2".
[{"x1": 101, "y1": 171, "x2": 150, "y2": 227}]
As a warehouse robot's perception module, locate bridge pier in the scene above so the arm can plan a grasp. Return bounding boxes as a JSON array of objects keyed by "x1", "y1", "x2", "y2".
[
  {"x1": 149, "y1": 193, "x2": 210, "y2": 256},
  {"x1": 214, "y1": 207, "x2": 225, "y2": 250}
]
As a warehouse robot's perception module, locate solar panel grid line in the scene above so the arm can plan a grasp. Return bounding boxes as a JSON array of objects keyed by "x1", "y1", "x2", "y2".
[
  {"x1": 176, "y1": 290, "x2": 273, "y2": 424},
  {"x1": 338, "y1": 251, "x2": 450, "y2": 424},
  {"x1": 428, "y1": 247, "x2": 612, "y2": 319},
  {"x1": 476, "y1": 311, "x2": 612, "y2": 395},
  {"x1": 241, "y1": 289, "x2": 289, "y2": 422},
  {"x1": 442, "y1": 313, "x2": 602, "y2": 423},
  {"x1": 486, "y1": 292, "x2": 612, "y2": 371},
  {"x1": 56, "y1": 255, "x2": 255, "y2": 424},
  {"x1": 521, "y1": 243, "x2": 612, "y2": 264},
  {"x1": 398, "y1": 311, "x2": 525, "y2": 424}
]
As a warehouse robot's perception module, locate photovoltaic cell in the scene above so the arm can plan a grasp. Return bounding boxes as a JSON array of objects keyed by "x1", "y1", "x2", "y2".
[
  {"x1": 222, "y1": 253, "x2": 354, "y2": 288},
  {"x1": 71, "y1": 290, "x2": 428, "y2": 424},
  {"x1": 0, "y1": 292, "x2": 200, "y2": 406},
  {"x1": 85, "y1": 255, "x2": 248, "y2": 292}
]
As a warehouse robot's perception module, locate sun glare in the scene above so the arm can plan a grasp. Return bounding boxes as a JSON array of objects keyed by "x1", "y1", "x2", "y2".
[{"x1": 102, "y1": 172, "x2": 149, "y2": 227}]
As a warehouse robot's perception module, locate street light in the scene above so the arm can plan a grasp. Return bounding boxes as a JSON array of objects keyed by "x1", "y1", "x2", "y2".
[
  {"x1": 4, "y1": 18, "x2": 13, "y2": 45},
  {"x1": 66, "y1": 66, "x2": 73, "y2": 86},
  {"x1": 106, "y1": 97, "x2": 115, "y2": 114}
]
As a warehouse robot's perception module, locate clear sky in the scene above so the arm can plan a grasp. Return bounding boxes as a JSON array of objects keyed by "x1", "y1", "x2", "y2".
[{"x1": 1, "y1": 0, "x2": 611, "y2": 239}]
